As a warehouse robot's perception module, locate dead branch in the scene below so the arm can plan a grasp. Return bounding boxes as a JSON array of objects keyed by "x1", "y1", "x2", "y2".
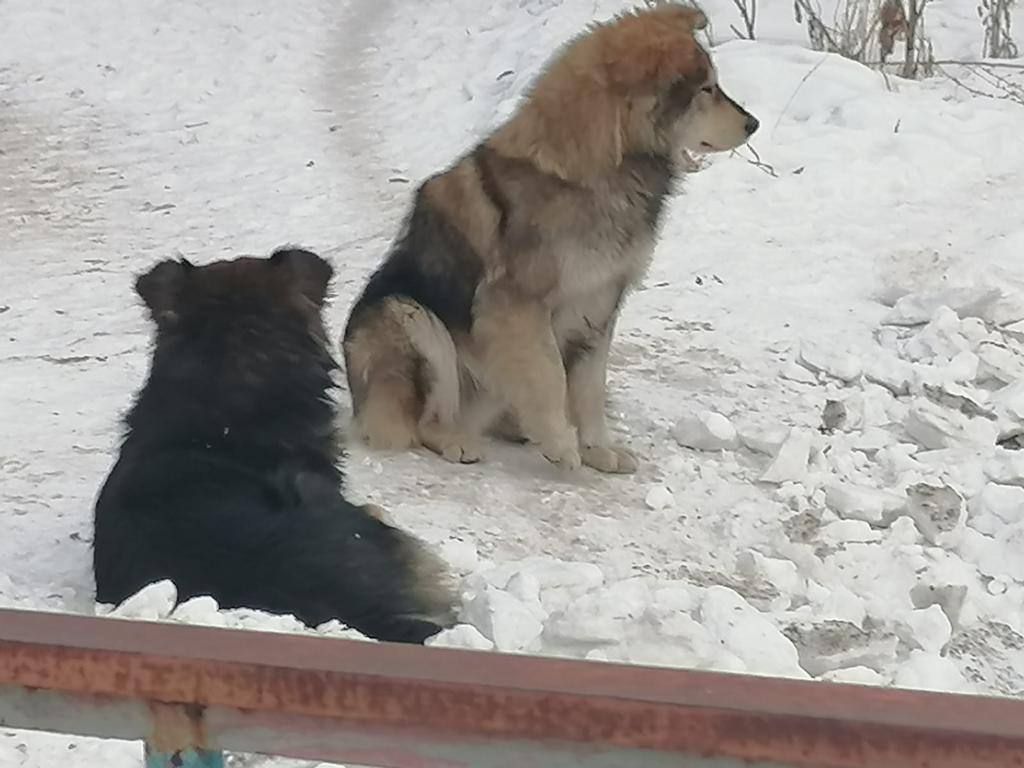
[
  {"x1": 979, "y1": 0, "x2": 1020, "y2": 59},
  {"x1": 935, "y1": 62, "x2": 1024, "y2": 106},
  {"x1": 772, "y1": 53, "x2": 830, "y2": 136},
  {"x1": 730, "y1": 0, "x2": 757, "y2": 39},
  {"x1": 737, "y1": 143, "x2": 778, "y2": 177}
]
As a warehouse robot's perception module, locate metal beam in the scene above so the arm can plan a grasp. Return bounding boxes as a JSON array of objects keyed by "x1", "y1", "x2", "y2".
[{"x1": 0, "y1": 607, "x2": 1023, "y2": 767}]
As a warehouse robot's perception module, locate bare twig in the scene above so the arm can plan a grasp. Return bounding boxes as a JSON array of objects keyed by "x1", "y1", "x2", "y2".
[
  {"x1": 937, "y1": 62, "x2": 1024, "y2": 106},
  {"x1": 862, "y1": 59, "x2": 1024, "y2": 68},
  {"x1": 734, "y1": 144, "x2": 778, "y2": 178},
  {"x1": 730, "y1": 0, "x2": 757, "y2": 39},
  {"x1": 792, "y1": 0, "x2": 845, "y2": 54},
  {"x1": 772, "y1": 53, "x2": 830, "y2": 137}
]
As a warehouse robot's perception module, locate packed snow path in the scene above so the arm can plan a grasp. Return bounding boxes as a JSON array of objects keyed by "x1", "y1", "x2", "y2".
[{"x1": 3, "y1": 0, "x2": 1024, "y2": 764}]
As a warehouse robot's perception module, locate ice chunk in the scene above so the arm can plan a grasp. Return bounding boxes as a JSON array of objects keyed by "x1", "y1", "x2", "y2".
[
  {"x1": 798, "y1": 343, "x2": 862, "y2": 383},
  {"x1": 700, "y1": 586, "x2": 808, "y2": 679},
  {"x1": 673, "y1": 411, "x2": 738, "y2": 451},
  {"x1": 904, "y1": 483, "x2": 967, "y2": 546},
  {"x1": 904, "y1": 605, "x2": 952, "y2": 653},
  {"x1": 427, "y1": 624, "x2": 495, "y2": 651},
  {"x1": 109, "y1": 580, "x2": 177, "y2": 621},
  {"x1": 463, "y1": 587, "x2": 544, "y2": 652},
  {"x1": 824, "y1": 480, "x2": 905, "y2": 525},
  {"x1": 760, "y1": 428, "x2": 813, "y2": 484}
]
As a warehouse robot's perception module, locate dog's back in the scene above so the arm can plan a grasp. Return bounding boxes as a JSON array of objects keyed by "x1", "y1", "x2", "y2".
[{"x1": 93, "y1": 249, "x2": 455, "y2": 643}]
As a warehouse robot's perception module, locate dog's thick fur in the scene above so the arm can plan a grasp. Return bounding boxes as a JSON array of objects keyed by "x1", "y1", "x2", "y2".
[
  {"x1": 343, "y1": 5, "x2": 759, "y2": 473},
  {"x1": 93, "y1": 249, "x2": 456, "y2": 644}
]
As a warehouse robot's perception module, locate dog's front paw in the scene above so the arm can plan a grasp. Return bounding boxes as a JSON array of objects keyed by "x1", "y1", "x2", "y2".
[
  {"x1": 581, "y1": 444, "x2": 638, "y2": 474},
  {"x1": 541, "y1": 429, "x2": 582, "y2": 471},
  {"x1": 420, "y1": 424, "x2": 485, "y2": 465},
  {"x1": 440, "y1": 437, "x2": 484, "y2": 464}
]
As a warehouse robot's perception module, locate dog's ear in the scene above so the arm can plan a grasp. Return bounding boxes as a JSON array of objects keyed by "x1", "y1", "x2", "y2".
[
  {"x1": 604, "y1": 6, "x2": 707, "y2": 90},
  {"x1": 682, "y1": 6, "x2": 708, "y2": 31},
  {"x1": 644, "y1": 4, "x2": 708, "y2": 30},
  {"x1": 270, "y1": 247, "x2": 333, "y2": 307},
  {"x1": 135, "y1": 259, "x2": 193, "y2": 322}
]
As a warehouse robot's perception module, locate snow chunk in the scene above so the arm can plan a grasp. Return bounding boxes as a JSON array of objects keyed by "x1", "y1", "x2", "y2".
[
  {"x1": 784, "y1": 620, "x2": 898, "y2": 677},
  {"x1": 904, "y1": 483, "x2": 967, "y2": 546},
  {"x1": 821, "y1": 519, "x2": 883, "y2": 544},
  {"x1": 644, "y1": 485, "x2": 675, "y2": 510},
  {"x1": 976, "y1": 342, "x2": 1024, "y2": 385},
  {"x1": 760, "y1": 428, "x2": 813, "y2": 484},
  {"x1": 483, "y1": 557, "x2": 604, "y2": 615},
  {"x1": 427, "y1": 624, "x2": 494, "y2": 651},
  {"x1": 992, "y1": 378, "x2": 1024, "y2": 422},
  {"x1": 884, "y1": 288, "x2": 1002, "y2": 327},
  {"x1": 740, "y1": 425, "x2": 791, "y2": 456},
  {"x1": 901, "y1": 306, "x2": 970, "y2": 363},
  {"x1": 439, "y1": 539, "x2": 480, "y2": 572},
  {"x1": 807, "y1": 582, "x2": 868, "y2": 626},
  {"x1": 852, "y1": 427, "x2": 896, "y2": 456},
  {"x1": 781, "y1": 359, "x2": 818, "y2": 384},
  {"x1": 824, "y1": 481, "x2": 905, "y2": 525},
  {"x1": 909, "y1": 583, "x2": 968, "y2": 631},
  {"x1": 821, "y1": 666, "x2": 886, "y2": 686},
  {"x1": 109, "y1": 580, "x2": 177, "y2": 620},
  {"x1": 463, "y1": 587, "x2": 544, "y2": 652},
  {"x1": 798, "y1": 343, "x2": 862, "y2": 383},
  {"x1": 864, "y1": 354, "x2": 914, "y2": 396},
  {"x1": 893, "y1": 650, "x2": 972, "y2": 693},
  {"x1": 170, "y1": 596, "x2": 225, "y2": 627},
  {"x1": 699, "y1": 586, "x2": 808, "y2": 679},
  {"x1": 672, "y1": 411, "x2": 738, "y2": 452},
  {"x1": 972, "y1": 483, "x2": 1024, "y2": 527},
  {"x1": 904, "y1": 397, "x2": 970, "y2": 450},
  {"x1": 736, "y1": 550, "x2": 804, "y2": 600},
  {"x1": 904, "y1": 605, "x2": 952, "y2": 653},
  {"x1": 922, "y1": 381, "x2": 994, "y2": 421},
  {"x1": 545, "y1": 594, "x2": 630, "y2": 646},
  {"x1": 985, "y1": 450, "x2": 1024, "y2": 486}
]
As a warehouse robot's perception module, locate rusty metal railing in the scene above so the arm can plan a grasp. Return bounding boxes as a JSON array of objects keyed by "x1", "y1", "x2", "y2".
[{"x1": 1, "y1": 607, "x2": 1023, "y2": 767}]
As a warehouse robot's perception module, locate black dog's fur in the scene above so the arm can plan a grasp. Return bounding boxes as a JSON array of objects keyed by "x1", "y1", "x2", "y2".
[{"x1": 93, "y1": 248, "x2": 455, "y2": 643}]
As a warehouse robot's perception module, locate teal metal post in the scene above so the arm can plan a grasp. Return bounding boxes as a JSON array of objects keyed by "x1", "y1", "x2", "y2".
[{"x1": 144, "y1": 745, "x2": 224, "y2": 767}]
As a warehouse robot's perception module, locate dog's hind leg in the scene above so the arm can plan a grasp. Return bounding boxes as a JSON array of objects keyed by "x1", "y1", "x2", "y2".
[{"x1": 345, "y1": 296, "x2": 483, "y2": 462}]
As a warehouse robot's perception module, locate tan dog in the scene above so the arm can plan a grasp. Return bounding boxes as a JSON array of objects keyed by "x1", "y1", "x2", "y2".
[{"x1": 343, "y1": 5, "x2": 758, "y2": 473}]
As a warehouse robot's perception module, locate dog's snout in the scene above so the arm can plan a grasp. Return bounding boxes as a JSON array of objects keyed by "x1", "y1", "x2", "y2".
[{"x1": 744, "y1": 114, "x2": 760, "y2": 136}]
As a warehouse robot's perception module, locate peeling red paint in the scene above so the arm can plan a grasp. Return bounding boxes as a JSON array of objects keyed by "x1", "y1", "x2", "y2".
[{"x1": 1, "y1": 608, "x2": 1023, "y2": 767}]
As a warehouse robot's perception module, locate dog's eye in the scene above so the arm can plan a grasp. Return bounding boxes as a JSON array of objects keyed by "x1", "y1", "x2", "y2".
[{"x1": 701, "y1": 86, "x2": 714, "y2": 94}]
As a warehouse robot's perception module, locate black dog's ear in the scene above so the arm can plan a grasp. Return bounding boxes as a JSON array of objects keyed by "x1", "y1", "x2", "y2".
[
  {"x1": 135, "y1": 259, "x2": 193, "y2": 320},
  {"x1": 270, "y1": 247, "x2": 333, "y2": 307}
]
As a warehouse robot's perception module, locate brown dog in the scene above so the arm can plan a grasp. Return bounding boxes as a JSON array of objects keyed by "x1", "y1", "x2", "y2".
[{"x1": 343, "y1": 5, "x2": 758, "y2": 473}]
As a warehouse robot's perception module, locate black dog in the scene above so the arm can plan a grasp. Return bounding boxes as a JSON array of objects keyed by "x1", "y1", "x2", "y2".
[{"x1": 93, "y1": 248, "x2": 456, "y2": 643}]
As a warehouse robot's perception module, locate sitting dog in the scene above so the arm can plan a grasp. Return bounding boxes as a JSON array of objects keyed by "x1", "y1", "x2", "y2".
[
  {"x1": 342, "y1": 5, "x2": 758, "y2": 473},
  {"x1": 93, "y1": 248, "x2": 456, "y2": 644}
]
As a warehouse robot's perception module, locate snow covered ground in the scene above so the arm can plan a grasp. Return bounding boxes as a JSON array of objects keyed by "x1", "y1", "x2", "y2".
[{"x1": 2, "y1": 0, "x2": 1024, "y2": 764}]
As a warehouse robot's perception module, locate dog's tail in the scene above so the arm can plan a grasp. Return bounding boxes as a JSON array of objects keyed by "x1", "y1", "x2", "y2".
[
  {"x1": 274, "y1": 475, "x2": 457, "y2": 642},
  {"x1": 294, "y1": 512, "x2": 456, "y2": 643},
  {"x1": 343, "y1": 296, "x2": 460, "y2": 450}
]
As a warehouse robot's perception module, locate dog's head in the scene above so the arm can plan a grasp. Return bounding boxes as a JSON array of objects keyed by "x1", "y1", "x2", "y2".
[
  {"x1": 135, "y1": 248, "x2": 334, "y2": 362},
  {"x1": 493, "y1": 5, "x2": 758, "y2": 180}
]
